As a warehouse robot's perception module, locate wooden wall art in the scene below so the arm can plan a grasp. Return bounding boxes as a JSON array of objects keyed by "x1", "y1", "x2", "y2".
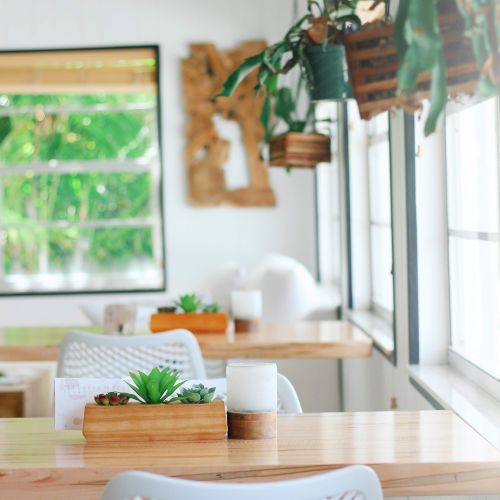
[{"x1": 182, "y1": 41, "x2": 276, "y2": 207}]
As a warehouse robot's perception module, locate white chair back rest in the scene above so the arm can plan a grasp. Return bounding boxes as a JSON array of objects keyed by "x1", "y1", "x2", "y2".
[
  {"x1": 101, "y1": 466, "x2": 383, "y2": 500},
  {"x1": 57, "y1": 330, "x2": 207, "y2": 379},
  {"x1": 277, "y1": 373, "x2": 302, "y2": 413}
]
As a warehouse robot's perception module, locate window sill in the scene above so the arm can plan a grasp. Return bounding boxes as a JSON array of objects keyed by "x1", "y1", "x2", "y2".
[
  {"x1": 409, "y1": 364, "x2": 500, "y2": 450},
  {"x1": 347, "y1": 310, "x2": 394, "y2": 358}
]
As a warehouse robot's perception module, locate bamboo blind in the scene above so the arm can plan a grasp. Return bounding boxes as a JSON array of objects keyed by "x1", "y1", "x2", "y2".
[{"x1": 0, "y1": 47, "x2": 157, "y2": 94}]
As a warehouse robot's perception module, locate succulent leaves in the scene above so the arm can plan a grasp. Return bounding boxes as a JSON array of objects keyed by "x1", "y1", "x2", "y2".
[
  {"x1": 173, "y1": 384, "x2": 216, "y2": 404},
  {"x1": 94, "y1": 392, "x2": 129, "y2": 406},
  {"x1": 174, "y1": 293, "x2": 204, "y2": 313},
  {"x1": 122, "y1": 367, "x2": 186, "y2": 404}
]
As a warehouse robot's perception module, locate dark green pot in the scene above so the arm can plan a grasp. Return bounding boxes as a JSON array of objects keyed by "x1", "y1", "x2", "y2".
[{"x1": 304, "y1": 44, "x2": 353, "y2": 101}]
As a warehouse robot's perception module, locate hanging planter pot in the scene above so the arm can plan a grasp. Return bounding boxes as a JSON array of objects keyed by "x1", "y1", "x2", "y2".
[
  {"x1": 269, "y1": 132, "x2": 331, "y2": 169},
  {"x1": 344, "y1": 3, "x2": 480, "y2": 122},
  {"x1": 303, "y1": 44, "x2": 353, "y2": 101}
]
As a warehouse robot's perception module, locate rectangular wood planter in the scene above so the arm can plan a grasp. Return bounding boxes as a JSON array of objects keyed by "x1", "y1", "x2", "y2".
[
  {"x1": 345, "y1": 10, "x2": 479, "y2": 119},
  {"x1": 150, "y1": 312, "x2": 228, "y2": 334},
  {"x1": 82, "y1": 400, "x2": 227, "y2": 443},
  {"x1": 269, "y1": 132, "x2": 331, "y2": 169}
]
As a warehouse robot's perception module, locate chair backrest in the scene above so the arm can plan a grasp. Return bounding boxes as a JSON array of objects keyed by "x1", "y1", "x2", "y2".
[
  {"x1": 277, "y1": 373, "x2": 302, "y2": 413},
  {"x1": 101, "y1": 466, "x2": 383, "y2": 500},
  {"x1": 57, "y1": 330, "x2": 207, "y2": 379}
]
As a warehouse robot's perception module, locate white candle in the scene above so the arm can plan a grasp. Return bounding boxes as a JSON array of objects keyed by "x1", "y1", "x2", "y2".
[
  {"x1": 226, "y1": 363, "x2": 277, "y2": 413},
  {"x1": 230, "y1": 290, "x2": 262, "y2": 319}
]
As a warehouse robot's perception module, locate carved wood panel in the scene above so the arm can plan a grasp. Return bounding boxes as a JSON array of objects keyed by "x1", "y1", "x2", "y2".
[{"x1": 182, "y1": 41, "x2": 276, "y2": 206}]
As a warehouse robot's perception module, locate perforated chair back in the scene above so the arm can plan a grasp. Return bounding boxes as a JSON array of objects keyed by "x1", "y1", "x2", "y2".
[
  {"x1": 102, "y1": 466, "x2": 383, "y2": 500},
  {"x1": 57, "y1": 330, "x2": 207, "y2": 379}
]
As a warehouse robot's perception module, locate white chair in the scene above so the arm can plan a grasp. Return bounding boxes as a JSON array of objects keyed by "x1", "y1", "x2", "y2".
[
  {"x1": 277, "y1": 373, "x2": 302, "y2": 413},
  {"x1": 101, "y1": 466, "x2": 383, "y2": 500},
  {"x1": 57, "y1": 330, "x2": 207, "y2": 379}
]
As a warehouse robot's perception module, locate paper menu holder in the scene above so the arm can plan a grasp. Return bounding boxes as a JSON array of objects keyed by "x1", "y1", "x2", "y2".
[{"x1": 54, "y1": 377, "x2": 228, "y2": 430}]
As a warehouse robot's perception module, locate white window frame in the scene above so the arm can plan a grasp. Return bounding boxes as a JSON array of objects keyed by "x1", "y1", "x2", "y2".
[
  {"x1": 444, "y1": 96, "x2": 500, "y2": 383},
  {"x1": 344, "y1": 102, "x2": 395, "y2": 358}
]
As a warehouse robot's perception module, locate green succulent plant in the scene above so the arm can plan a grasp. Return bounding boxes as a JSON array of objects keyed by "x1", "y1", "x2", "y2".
[
  {"x1": 174, "y1": 293, "x2": 204, "y2": 313},
  {"x1": 173, "y1": 384, "x2": 216, "y2": 404},
  {"x1": 122, "y1": 367, "x2": 186, "y2": 404},
  {"x1": 94, "y1": 392, "x2": 129, "y2": 406},
  {"x1": 203, "y1": 303, "x2": 220, "y2": 313}
]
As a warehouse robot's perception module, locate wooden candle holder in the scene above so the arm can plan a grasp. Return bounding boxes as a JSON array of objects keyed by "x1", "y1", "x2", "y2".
[
  {"x1": 83, "y1": 400, "x2": 227, "y2": 443},
  {"x1": 234, "y1": 318, "x2": 261, "y2": 333},
  {"x1": 227, "y1": 411, "x2": 277, "y2": 439}
]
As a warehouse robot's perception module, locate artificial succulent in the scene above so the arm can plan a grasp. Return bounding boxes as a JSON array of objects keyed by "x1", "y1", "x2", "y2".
[
  {"x1": 173, "y1": 384, "x2": 216, "y2": 404},
  {"x1": 174, "y1": 293, "x2": 204, "y2": 313},
  {"x1": 122, "y1": 366, "x2": 186, "y2": 404},
  {"x1": 94, "y1": 392, "x2": 129, "y2": 406},
  {"x1": 203, "y1": 303, "x2": 220, "y2": 313}
]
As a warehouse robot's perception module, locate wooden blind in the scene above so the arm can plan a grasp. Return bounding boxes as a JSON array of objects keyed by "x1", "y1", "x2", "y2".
[{"x1": 0, "y1": 47, "x2": 157, "y2": 94}]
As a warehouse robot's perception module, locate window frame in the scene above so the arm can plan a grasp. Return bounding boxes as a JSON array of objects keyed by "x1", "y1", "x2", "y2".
[
  {"x1": 444, "y1": 96, "x2": 500, "y2": 381},
  {"x1": 343, "y1": 104, "x2": 397, "y2": 363},
  {"x1": 0, "y1": 44, "x2": 167, "y2": 297}
]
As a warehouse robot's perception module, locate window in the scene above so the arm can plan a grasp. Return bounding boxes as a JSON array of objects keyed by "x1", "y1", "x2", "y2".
[
  {"x1": 445, "y1": 97, "x2": 500, "y2": 378},
  {"x1": 367, "y1": 112, "x2": 393, "y2": 316},
  {"x1": 315, "y1": 102, "x2": 341, "y2": 286},
  {"x1": 0, "y1": 47, "x2": 165, "y2": 294},
  {"x1": 346, "y1": 102, "x2": 394, "y2": 354}
]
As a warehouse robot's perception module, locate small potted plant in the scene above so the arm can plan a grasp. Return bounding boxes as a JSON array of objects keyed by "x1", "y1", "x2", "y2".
[
  {"x1": 263, "y1": 81, "x2": 332, "y2": 169},
  {"x1": 83, "y1": 367, "x2": 226, "y2": 443},
  {"x1": 150, "y1": 293, "x2": 228, "y2": 334}
]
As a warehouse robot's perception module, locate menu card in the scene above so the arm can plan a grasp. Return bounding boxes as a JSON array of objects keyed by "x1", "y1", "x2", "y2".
[{"x1": 54, "y1": 377, "x2": 227, "y2": 430}]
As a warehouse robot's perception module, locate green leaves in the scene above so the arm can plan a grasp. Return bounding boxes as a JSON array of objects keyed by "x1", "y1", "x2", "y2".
[
  {"x1": 203, "y1": 303, "x2": 220, "y2": 313},
  {"x1": 174, "y1": 293, "x2": 204, "y2": 313},
  {"x1": 217, "y1": 53, "x2": 264, "y2": 97},
  {"x1": 123, "y1": 367, "x2": 186, "y2": 404},
  {"x1": 172, "y1": 384, "x2": 216, "y2": 404}
]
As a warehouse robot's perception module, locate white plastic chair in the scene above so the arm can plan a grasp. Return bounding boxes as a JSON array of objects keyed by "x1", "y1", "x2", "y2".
[
  {"x1": 277, "y1": 373, "x2": 302, "y2": 413},
  {"x1": 57, "y1": 330, "x2": 207, "y2": 379},
  {"x1": 101, "y1": 466, "x2": 383, "y2": 500}
]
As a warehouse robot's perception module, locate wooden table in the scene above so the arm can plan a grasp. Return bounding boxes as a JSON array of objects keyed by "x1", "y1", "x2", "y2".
[
  {"x1": 0, "y1": 321, "x2": 373, "y2": 361},
  {"x1": 1, "y1": 412, "x2": 500, "y2": 498}
]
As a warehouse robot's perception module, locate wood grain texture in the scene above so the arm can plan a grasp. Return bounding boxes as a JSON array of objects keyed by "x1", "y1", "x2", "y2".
[
  {"x1": 0, "y1": 321, "x2": 373, "y2": 361},
  {"x1": 1, "y1": 412, "x2": 500, "y2": 498},
  {"x1": 345, "y1": 10, "x2": 479, "y2": 119},
  {"x1": 150, "y1": 312, "x2": 229, "y2": 334},
  {"x1": 83, "y1": 401, "x2": 227, "y2": 443},
  {"x1": 227, "y1": 411, "x2": 277, "y2": 439},
  {"x1": 269, "y1": 133, "x2": 331, "y2": 169},
  {"x1": 182, "y1": 41, "x2": 276, "y2": 207}
]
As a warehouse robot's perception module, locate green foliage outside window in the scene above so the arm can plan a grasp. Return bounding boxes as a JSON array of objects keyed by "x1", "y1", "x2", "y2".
[{"x1": 0, "y1": 93, "x2": 160, "y2": 281}]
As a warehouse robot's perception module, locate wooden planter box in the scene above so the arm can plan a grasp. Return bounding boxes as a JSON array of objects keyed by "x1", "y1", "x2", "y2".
[
  {"x1": 345, "y1": 10, "x2": 479, "y2": 119},
  {"x1": 83, "y1": 400, "x2": 227, "y2": 443},
  {"x1": 150, "y1": 312, "x2": 228, "y2": 334},
  {"x1": 269, "y1": 132, "x2": 331, "y2": 169}
]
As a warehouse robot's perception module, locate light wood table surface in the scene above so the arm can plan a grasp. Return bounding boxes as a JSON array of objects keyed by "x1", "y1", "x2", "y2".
[
  {"x1": 1, "y1": 411, "x2": 500, "y2": 498},
  {"x1": 0, "y1": 321, "x2": 373, "y2": 361}
]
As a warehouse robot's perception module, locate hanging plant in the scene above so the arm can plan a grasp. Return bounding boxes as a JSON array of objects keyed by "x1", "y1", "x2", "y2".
[{"x1": 217, "y1": 0, "x2": 381, "y2": 168}]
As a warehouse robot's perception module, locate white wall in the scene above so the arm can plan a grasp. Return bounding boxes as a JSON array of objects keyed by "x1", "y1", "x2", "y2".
[{"x1": 0, "y1": 0, "x2": 317, "y2": 326}]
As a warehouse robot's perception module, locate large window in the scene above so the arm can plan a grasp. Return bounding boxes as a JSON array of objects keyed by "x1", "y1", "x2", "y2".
[
  {"x1": 315, "y1": 102, "x2": 341, "y2": 286},
  {"x1": 0, "y1": 47, "x2": 165, "y2": 294},
  {"x1": 445, "y1": 98, "x2": 500, "y2": 377},
  {"x1": 367, "y1": 112, "x2": 393, "y2": 316},
  {"x1": 346, "y1": 102, "x2": 394, "y2": 354}
]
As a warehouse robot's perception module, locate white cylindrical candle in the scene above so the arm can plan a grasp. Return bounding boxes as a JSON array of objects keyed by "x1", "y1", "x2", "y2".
[
  {"x1": 226, "y1": 363, "x2": 277, "y2": 413},
  {"x1": 230, "y1": 290, "x2": 262, "y2": 319}
]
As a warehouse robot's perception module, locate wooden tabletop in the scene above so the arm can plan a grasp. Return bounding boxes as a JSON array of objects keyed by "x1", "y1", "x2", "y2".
[
  {"x1": 0, "y1": 321, "x2": 373, "y2": 361},
  {"x1": 1, "y1": 411, "x2": 500, "y2": 498}
]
